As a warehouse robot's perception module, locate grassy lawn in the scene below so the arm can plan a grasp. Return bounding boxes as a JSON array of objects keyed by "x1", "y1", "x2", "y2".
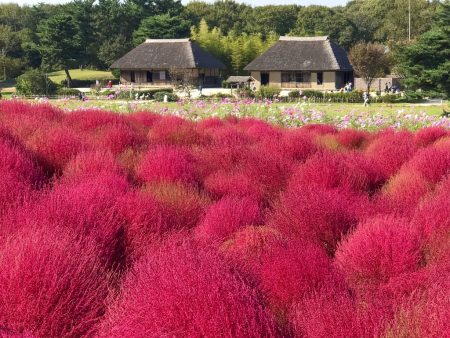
[
  {"x1": 47, "y1": 99, "x2": 448, "y2": 116},
  {"x1": 48, "y1": 69, "x2": 114, "y2": 84}
]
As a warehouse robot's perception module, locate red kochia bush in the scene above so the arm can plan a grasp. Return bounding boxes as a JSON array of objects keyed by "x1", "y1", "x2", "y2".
[
  {"x1": 412, "y1": 185, "x2": 450, "y2": 264},
  {"x1": 378, "y1": 170, "x2": 431, "y2": 216},
  {"x1": 335, "y1": 217, "x2": 422, "y2": 290},
  {"x1": 204, "y1": 171, "x2": 263, "y2": 202},
  {"x1": 290, "y1": 151, "x2": 383, "y2": 193},
  {"x1": 148, "y1": 115, "x2": 206, "y2": 146},
  {"x1": 98, "y1": 236, "x2": 279, "y2": 338},
  {"x1": 291, "y1": 287, "x2": 359, "y2": 338},
  {"x1": 365, "y1": 130, "x2": 417, "y2": 179},
  {"x1": 26, "y1": 174, "x2": 130, "y2": 267},
  {"x1": 195, "y1": 196, "x2": 263, "y2": 243},
  {"x1": 0, "y1": 171, "x2": 32, "y2": 219},
  {"x1": 414, "y1": 126, "x2": 448, "y2": 147},
  {"x1": 221, "y1": 226, "x2": 286, "y2": 280},
  {"x1": 137, "y1": 145, "x2": 196, "y2": 185},
  {"x1": 0, "y1": 140, "x2": 43, "y2": 185},
  {"x1": 117, "y1": 191, "x2": 163, "y2": 263},
  {"x1": 0, "y1": 227, "x2": 111, "y2": 338},
  {"x1": 401, "y1": 147, "x2": 450, "y2": 184},
  {"x1": 145, "y1": 181, "x2": 210, "y2": 232},
  {"x1": 62, "y1": 150, "x2": 125, "y2": 182},
  {"x1": 384, "y1": 278, "x2": 450, "y2": 338},
  {"x1": 259, "y1": 240, "x2": 341, "y2": 312},
  {"x1": 271, "y1": 186, "x2": 366, "y2": 255},
  {"x1": 280, "y1": 129, "x2": 318, "y2": 162}
]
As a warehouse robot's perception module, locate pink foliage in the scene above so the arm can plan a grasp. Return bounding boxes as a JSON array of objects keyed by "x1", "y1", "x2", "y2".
[
  {"x1": 97, "y1": 236, "x2": 280, "y2": 338},
  {"x1": 137, "y1": 145, "x2": 196, "y2": 185},
  {"x1": 195, "y1": 196, "x2": 263, "y2": 243},
  {"x1": 0, "y1": 227, "x2": 111, "y2": 338},
  {"x1": 259, "y1": 240, "x2": 341, "y2": 311},
  {"x1": 365, "y1": 130, "x2": 417, "y2": 178},
  {"x1": 2, "y1": 102, "x2": 450, "y2": 337},
  {"x1": 335, "y1": 217, "x2": 422, "y2": 289},
  {"x1": 271, "y1": 186, "x2": 366, "y2": 255}
]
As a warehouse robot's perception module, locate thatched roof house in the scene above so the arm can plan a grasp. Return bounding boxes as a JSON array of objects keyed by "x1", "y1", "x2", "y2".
[
  {"x1": 244, "y1": 36, "x2": 353, "y2": 91},
  {"x1": 111, "y1": 39, "x2": 226, "y2": 87}
]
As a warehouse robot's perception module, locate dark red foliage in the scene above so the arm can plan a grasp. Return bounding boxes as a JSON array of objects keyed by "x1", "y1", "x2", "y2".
[
  {"x1": 289, "y1": 151, "x2": 383, "y2": 193},
  {"x1": 62, "y1": 150, "x2": 125, "y2": 182},
  {"x1": 414, "y1": 126, "x2": 448, "y2": 147},
  {"x1": 2, "y1": 102, "x2": 450, "y2": 337},
  {"x1": 148, "y1": 115, "x2": 207, "y2": 146},
  {"x1": 259, "y1": 240, "x2": 341, "y2": 311},
  {"x1": 280, "y1": 129, "x2": 318, "y2": 162},
  {"x1": 18, "y1": 174, "x2": 130, "y2": 267},
  {"x1": 0, "y1": 227, "x2": 111, "y2": 338},
  {"x1": 204, "y1": 171, "x2": 263, "y2": 202},
  {"x1": 335, "y1": 216, "x2": 422, "y2": 289},
  {"x1": 365, "y1": 130, "x2": 417, "y2": 178},
  {"x1": 401, "y1": 147, "x2": 450, "y2": 184},
  {"x1": 146, "y1": 181, "x2": 210, "y2": 232},
  {"x1": 334, "y1": 128, "x2": 370, "y2": 149},
  {"x1": 221, "y1": 226, "x2": 286, "y2": 280},
  {"x1": 97, "y1": 236, "x2": 280, "y2": 338},
  {"x1": 195, "y1": 196, "x2": 263, "y2": 243},
  {"x1": 271, "y1": 186, "x2": 367, "y2": 255},
  {"x1": 0, "y1": 139, "x2": 44, "y2": 185},
  {"x1": 137, "y1": 145, "x2": 196, "y2": 185}
]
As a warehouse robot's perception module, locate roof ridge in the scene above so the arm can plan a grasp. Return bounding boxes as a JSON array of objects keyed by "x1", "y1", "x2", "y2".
[
  {"x1": 279, "y1": 36, "x2": 329, "y2": 41},
  {"x1": 145, "y1": 38, "x2": 190, "y2": 43}
]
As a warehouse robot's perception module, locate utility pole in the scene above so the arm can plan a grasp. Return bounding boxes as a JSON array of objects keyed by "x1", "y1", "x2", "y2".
[{"x1": 408, "y1": 0, "x2": 411, "y2": 41}]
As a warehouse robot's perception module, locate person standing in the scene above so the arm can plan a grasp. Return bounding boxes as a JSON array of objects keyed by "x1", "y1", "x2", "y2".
[{"x1": 363, "y1": 91, "x2": 369, "y2": 107}]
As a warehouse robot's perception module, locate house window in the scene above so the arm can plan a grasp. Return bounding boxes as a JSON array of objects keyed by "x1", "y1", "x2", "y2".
[
  {"x1": 317, "y1": 72, "x2": 323, "y2": 85},
  {"x1": 281, "y1": 71, "x2": 311, "y2": 88},
  {"x1": 295, "y1": 72, "x2": 310, "y2": 83},
  {"x1": 130, "y1": 71, "x2": 135, "y2": 83},
  {"x1": 160, "y1": 71, "x2": 166, "y2": 81},
  {"x1": 146, "y1": 71, "x2": 153, "y2": 83}
]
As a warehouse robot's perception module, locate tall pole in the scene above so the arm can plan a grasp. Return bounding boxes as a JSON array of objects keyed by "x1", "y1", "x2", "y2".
[{"x1": 408, "y1": 0, "x2": 411, "y2": 41}]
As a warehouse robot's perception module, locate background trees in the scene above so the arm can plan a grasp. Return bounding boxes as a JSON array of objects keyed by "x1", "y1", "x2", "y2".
[
  {"x1": 37, "y1": 13, "x2": 84, "y2": 86},
  {"x1": 395, "y1": 2, "x2": 450, "y2": 96},
  {"x1": 349, "y1": 42, "x2": 392, "y2": 92},
  {"x1": 0, "y1": 0, "x2": 446, "y2": 95}
]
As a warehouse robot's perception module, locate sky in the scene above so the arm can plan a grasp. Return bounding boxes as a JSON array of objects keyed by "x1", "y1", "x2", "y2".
[{"x1": 0, "y1": 0, "x2": 349, "y2": 7}]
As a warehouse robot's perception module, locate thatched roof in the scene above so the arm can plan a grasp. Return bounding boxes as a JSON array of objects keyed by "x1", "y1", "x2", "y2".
[
  {"x1": 244, "y1": 36, "x2": 353, "y2": 72},
  {"x1": 226, "y1": 76, "x2": 255, "y2": 83},
  {"x1": 111, "y1": 39, "x2": 226, "y2": 70}
]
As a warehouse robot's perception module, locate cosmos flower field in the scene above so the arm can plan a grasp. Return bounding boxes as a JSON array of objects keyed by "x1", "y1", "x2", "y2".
[{"x1": 0, "y1": 100, "x2": 449, "y2": 337}]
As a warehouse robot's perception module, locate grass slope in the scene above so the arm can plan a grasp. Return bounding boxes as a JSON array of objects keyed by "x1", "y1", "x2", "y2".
[{"x1": 48, "y1": 69, "x2": 114, "y2": 84}]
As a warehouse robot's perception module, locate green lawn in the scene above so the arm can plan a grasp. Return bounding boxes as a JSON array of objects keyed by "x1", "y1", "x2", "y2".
[
  {"x1": 48, "y1": 69, "x2": 114, "y2": 84},
  {"x1": 46, "y1": 99, "x2": 447, "y2": 116}
]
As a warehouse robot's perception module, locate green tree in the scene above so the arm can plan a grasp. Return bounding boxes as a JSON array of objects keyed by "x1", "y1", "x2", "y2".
[
  {"x1": 291, "y1": 5, "x2": 357, "y2": 49},
  {"x1": 98, "y1": 34, "x2": 132, "y2": 68},
  {"x1": 16, "y1": 69, "x2": 56, "y2": 95},
  {"x1": 395, "y1": 3, "x2": 450, "y2": 96},
  {"x1": 37, "y1": 13, "x2": 83, "y2": 86},
  {"x1": 380, "y1": 0, "x2": 438, "y2": 42},
  {"x1": 0, "y1": 25, "x2": 21, "y2": 80},
  {"x1": 349, "y1": 42, "x2": 391, "y2": 92},
  {"x1": 130, "y1": 0, "x2": 183, "y2": 18},
  {"x1": 133, "y1": 14, "x2": 190, "y2": 45},
  {"x1": 248, "y1": 5, "x2": 300, "y2": 37}
]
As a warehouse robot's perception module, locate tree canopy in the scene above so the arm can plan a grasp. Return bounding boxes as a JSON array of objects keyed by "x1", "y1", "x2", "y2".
[
  {"x1": 395, "y1": 2, "x2": 450, "y2": 96},
  {"x1": 0, "y1": 0, "x2": 447, "y2": 95}
]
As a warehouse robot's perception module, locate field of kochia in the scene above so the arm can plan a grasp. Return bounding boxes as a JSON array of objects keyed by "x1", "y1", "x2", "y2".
[{"x1": 0, "y1": 100, "x2": 449, "y2": 337}]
